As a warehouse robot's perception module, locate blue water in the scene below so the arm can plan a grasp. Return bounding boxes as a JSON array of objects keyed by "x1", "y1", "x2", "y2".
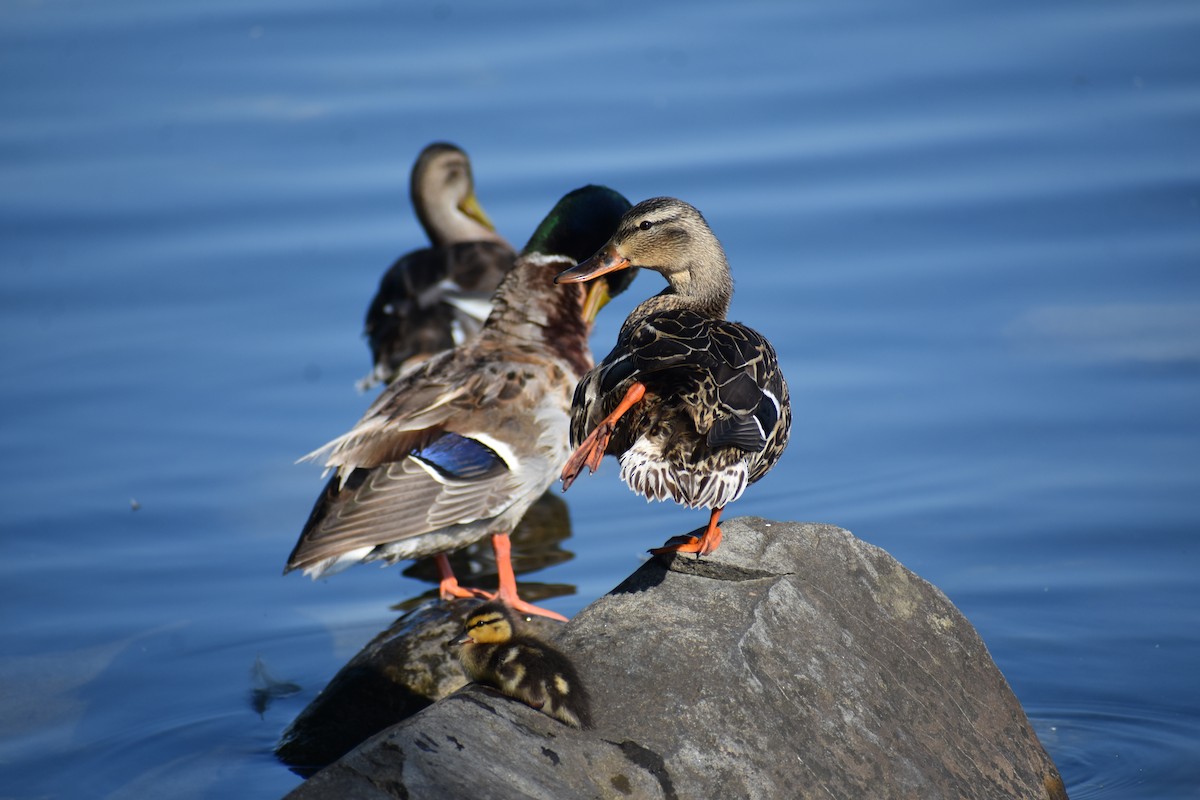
[{"x1": 3, "y1": 1, "x2": 1199, "y2": 797}]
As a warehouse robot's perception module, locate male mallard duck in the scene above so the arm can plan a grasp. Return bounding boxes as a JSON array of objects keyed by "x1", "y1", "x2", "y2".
[
  {"x1": 360, "y1": 142, "x2": 516, "y2": 389},
  {"x1": 451, "y1": 601, "x2": 593, "y2": 729},
  {"x1": 555, "y1": 197, "x2": 790, "y2": 557},
  {"x1": 286, "y1": 186, "x2": 634, "y2": 620}
]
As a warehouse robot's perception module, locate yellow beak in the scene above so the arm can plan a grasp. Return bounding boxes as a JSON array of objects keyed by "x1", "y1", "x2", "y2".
[
  {"x1": 458, "y1": 191, "x2": 497, "y2": 232},
  {"x1": 581, "y1": 280, "x2": 612, "y2": 325}
]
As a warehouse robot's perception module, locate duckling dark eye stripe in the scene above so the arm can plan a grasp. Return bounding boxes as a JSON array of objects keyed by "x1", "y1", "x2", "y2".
[{"x1": 469, "y1": 614, "x2": 504, "y2": 630}]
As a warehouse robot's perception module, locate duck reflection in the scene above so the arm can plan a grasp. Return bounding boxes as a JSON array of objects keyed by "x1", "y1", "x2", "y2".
[{"x1": 395, "y1": 490, "x2": 576, "y2": 612}]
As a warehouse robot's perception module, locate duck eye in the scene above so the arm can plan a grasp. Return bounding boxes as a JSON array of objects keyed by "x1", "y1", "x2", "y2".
[{"x1": 638, "y1": 220, "x2": 654, "y2": 231}]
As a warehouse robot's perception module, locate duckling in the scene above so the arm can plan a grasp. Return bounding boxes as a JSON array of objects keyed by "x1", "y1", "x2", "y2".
[
  {"x1": 451, "y1": 601, "x2": 593, "y2": 729},
  {"x1": 360, "y1": 142, "x2": 516, "y2": 389},
  {"x1": 555, "y1": 197, "x2": 791, "y2": 557},
  {"x1": 286, "y1": 186, "x2": 634, "y2": 620}
]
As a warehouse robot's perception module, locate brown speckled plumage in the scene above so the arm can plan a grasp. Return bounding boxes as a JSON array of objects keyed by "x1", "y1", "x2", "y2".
[
  {"x1": 287, "y1": 187, "x2": 633, "y2": 618},
  {"x1": 556, "y1": 197, "x2": 790, "y2": 555}
]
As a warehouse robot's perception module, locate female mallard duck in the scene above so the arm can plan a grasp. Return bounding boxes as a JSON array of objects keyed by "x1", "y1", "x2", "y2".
[
  {"x1": 451, "y1": 601, "x2": 593, "y2": 729},
  {"x1": 555, "y1": 197, "x2": 790, "y2": 557},
  {"x1": 286, "y1": 186, "x2": 634, "y2": 620},
  {"x1": 360, "y1": 142, "x2": 517, "y2": 389}
]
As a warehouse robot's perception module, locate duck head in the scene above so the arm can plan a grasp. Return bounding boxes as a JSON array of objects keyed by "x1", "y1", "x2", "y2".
[
  {"x1": 554, "y1": 196, "x2": 733, "y2": 318},
  {"x1": 523, "y1": 185, "x2": 636, "y2": 323},
  {"x1": 411, "y1": 142, "x2": 504, "y2": 247}
]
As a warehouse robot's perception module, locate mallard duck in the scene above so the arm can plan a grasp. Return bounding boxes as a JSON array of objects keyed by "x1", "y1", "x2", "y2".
[
  {"x1": 360, "y1": 142, "x2": 517, "y2": 389},
  {"x1": 286, "y1": 186, "x2": 634, "y2": 620},
  {"x1": 450, "y1": 601, "x2": 593, "y2": 729},
  {"x1": 555, "y1": 197, "x2": 791, "y2": 557}
]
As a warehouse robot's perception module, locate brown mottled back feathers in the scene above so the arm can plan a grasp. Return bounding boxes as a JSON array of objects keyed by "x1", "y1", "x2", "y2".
[{"x1": 565, "y1": 197, "x2": 791, "y2": 511}]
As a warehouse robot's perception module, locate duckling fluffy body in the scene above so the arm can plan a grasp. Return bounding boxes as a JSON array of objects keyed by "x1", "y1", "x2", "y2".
[
  {"x1": 555, "y1": 197, "x2": 791, "y2": 556},
  {"x1": 452, "y1": 601, "x2": 593, "y2": 729},
  {"x1": 361, "y1": 142, "x2": 516, "y2": 389}
]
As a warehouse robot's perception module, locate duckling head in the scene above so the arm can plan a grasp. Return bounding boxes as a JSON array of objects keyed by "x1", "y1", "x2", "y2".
[
  {"x1": 450, "y1": 601, "x2": 517, "y2": 647},
  {"x1": 555, "y1": 196, "x2": 733, "y2": 318}
]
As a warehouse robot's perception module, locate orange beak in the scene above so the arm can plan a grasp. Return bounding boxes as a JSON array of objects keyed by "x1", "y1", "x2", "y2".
[{"x1": 554, "y1": 245, "x2": 632, "y2": 285}]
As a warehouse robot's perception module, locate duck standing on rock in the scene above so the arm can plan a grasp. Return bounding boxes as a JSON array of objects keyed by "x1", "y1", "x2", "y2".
[
  {"x1": 451, "y1": 601, "x2": 593, "y2": 729},
  {"x1": 286, "y1": 186, "x2": 635, "y2": 620},
  {"x1": 555, "y1": 197, "x2": 791, "y2": 557},
  {"x1": 360, "y1": 142, "x2": 517, "y2": 389}
]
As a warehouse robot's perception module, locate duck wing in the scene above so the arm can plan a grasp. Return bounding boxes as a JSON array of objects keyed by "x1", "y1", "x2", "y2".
[
  {"x1": 287, "y1": 429, "x2": 526, "y2": 574},
  {"x1": 289, "y1": 353, "x2": 556, "y2": 575}
]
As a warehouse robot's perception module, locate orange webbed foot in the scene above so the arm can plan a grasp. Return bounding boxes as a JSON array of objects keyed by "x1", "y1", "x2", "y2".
[
  {"x1": 648, "y1": 529, "x2": 722, "y2": 559},
  {"x1": 561, "y1": 382, "x2": 647, "y2": 491},
  {"x1": 435, "y1": 553, "x2": 492, "y2": 601},
  {"x1": 560, "y1": 423, "x2": 613, "y2": 490},
  {"x1": 438, "y1": 579, "x2": 492, "y2": 602},
  {"x1": 495, "y1": 592, "x2": 569, "y2": 623},
  {"x1": 488, "y1": 532, "x2": 569, "y2": 622},
  {"x1": 457, "y1": 586, "x2": 568, "y2": 622},
  {"x1": 649, "y1": 509, "x2": 724, "y2": 559}
]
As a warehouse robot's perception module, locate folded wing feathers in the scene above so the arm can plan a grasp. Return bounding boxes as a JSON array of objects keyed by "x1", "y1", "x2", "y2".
[
  {"x1": 298, "y1": 371, "x2": 473, "y2": 481},
  {"x1": 294, "y1": 454, "x2": 523, "y2": 569},
  {"x1": 292, "y1": 344, "x2": 572, "y2": 572},
  {"x1": 624, "y1": 311, "x2": 782, "y2": 453}
]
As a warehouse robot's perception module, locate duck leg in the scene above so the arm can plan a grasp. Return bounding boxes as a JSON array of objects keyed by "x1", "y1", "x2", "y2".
[
  {"x1": 488, "y1": 533, "x2": 569, "y2": 622},
  {"x1": 560, "y1": 381, "x2": 647, "y2": 490},
  {"x1": 650, "y1": 506, "x2": 725, "y2": 558},
  {"x1": 435, "y1": 553, "x2": 491, "y2": 601}
]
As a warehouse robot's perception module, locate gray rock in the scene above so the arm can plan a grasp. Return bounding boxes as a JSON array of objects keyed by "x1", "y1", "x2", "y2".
[{"x1": 284, "y1": 518, "x2": 1068, "y2": 800}]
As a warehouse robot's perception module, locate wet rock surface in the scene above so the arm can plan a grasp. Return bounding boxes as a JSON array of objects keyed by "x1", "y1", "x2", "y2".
[{"x1": 282, "y1": 518, "x2": 1068, "y2": 799}]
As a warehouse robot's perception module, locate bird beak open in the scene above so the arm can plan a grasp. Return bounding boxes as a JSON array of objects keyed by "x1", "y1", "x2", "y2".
[
  {"x1": 458, "y1": 191, "x2": 497, "y2": 232},
  {"x1": 555, "y1": 245, "x2": 632, "y2": 285},
  {"x1": 580, "y1": 280, "x2": 612, "y2": 325},
  {"x1": 556, "y1": 246, "x2": 633, "y2": 324}
]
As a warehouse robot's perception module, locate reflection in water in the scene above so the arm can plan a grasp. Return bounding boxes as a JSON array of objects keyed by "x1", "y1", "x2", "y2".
[
  {"x1": 249, "y1": 656, "x2": 302, "y2": 717},
  {"x1": 397, "y1": 490, "x2": 578, "y2": 610}
]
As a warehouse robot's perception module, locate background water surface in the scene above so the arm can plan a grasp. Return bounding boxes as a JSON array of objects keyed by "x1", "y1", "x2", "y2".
[{"x1": 2, "y1": 1, "x2": 1199, "y2": 797}]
